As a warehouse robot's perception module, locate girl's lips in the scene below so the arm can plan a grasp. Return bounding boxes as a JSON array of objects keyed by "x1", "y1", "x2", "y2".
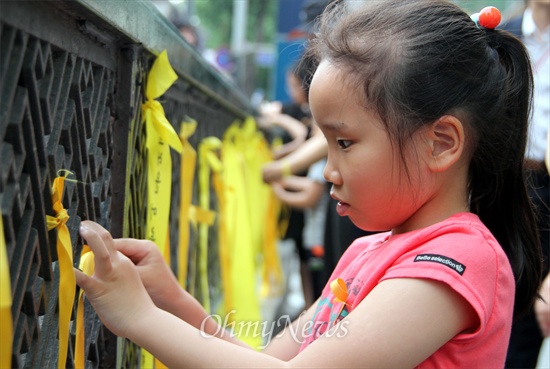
[
  {"x1": 330, "y1": 187, "x2": 349, "y2": 216},
  {"x1": 336, "y1": 201, "x2": 350, "y2": 216}
]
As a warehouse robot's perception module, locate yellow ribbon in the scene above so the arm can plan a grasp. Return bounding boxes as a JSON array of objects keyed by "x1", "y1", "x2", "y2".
[
  {"x1": 45, "y1": 172, "x2": 76, "y2": 369},
  {"x1": 221, "y1": 122, "x2": 257, "y2": 347},
  {"x1": 143, "y1": 49, "x2": 182, "y2": 253},
  {"x1": 178, "y1": 120, "x2": 196, "y2": 288},
  {"x1": 260, "y1": 189, "x2": 284, "y2": 297},
  {"x1": 177, "y1": 119, "x2": 217, "y2": 289},
  {"x1": 250, "y1": 117, "x2": 284, "y2": 298},
  {"x1": 75, "y1": 245, "x2": 95, "y2": 369},
  {"x1": 219, "y1": 117, "x2": 285, "y2": 349},
  {"x1": 0, "y1": 215, "x2": 12, "y2": 369},
  {"x1": 236, "y1": 117, "x2": 283, "y2": 298},
  {"x1": 141, "y1": 49, "x2": 181, "y2": 369},
  {"x1": 197, "y1": 137, "x2": 223, "y2": 312}
]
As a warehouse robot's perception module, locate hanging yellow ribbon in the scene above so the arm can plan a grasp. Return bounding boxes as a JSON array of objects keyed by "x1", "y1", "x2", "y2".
[
  {"x1": 260, "y1": 189, "x2": 284, "y2": 297},
  {"x1": 142, "y1": 49, "x2": 182, "y2": 255},
  {"x1": 211, "y1": 149, "x2": 230, "y2": 314},
  {"x1": 245, "y1": 116, "x2": 284, "y2": 298},
  {"x1": 141, "y1": 50, "x2": 181, "y2": 369},
  {"x1": 45, "y1": 171, "x2": 76, "y2": 369},
  {"x1": 177, "y1": 119, "x2": 217, "y2": 289},
  {"x1": 197, "y1": 137, "x2": 223, "y2": 312},
  {"x1": 0, "y1": 215, "x2": 12, "y2": 369},
  {"x1": 75, "y1": 245, "x2": 95, "y2": 369},
  {"x1": 228, "y1": 117, "x2": 283, "y2": 299},
  {"x1": 178, "y1": 120, "x2": 196, "y2": 288},
  {"x1": 220, "y1": 121, "x2": 263, "y2": 349}
]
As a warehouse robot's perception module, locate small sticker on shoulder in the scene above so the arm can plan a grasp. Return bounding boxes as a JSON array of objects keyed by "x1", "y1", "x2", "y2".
[{"x1": 414, "y1": 254, "x2": 466, "y2": 275}]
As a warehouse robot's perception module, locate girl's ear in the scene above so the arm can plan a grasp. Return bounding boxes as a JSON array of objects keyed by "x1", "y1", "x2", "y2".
[{"x1": 425, "y1": 115, "x2": 465, "y2": 172}]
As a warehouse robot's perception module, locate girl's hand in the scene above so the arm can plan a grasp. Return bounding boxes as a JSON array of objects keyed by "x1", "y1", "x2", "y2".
[
  {"x1": 113, "y1": 236, "x2": 182, "y2": 312},
  {"x1": 74, "y1": 221, "x2": 157, "y2": 338}
]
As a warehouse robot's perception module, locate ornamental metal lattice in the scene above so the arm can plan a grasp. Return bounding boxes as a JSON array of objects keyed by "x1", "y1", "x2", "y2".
[
  {"x1": 0, "y1": 21, "x2": 115, "y2": 369},
  {"x1": 1, "y1": 1, "x2": 250, "y2": 368}
]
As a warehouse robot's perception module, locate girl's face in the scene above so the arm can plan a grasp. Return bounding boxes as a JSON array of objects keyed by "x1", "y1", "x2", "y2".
[{"x1": 310, "y1": 61, "x2": 434, "y2": 232}]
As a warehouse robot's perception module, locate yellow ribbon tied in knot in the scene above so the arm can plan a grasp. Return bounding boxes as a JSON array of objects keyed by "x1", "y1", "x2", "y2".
[
  {"x1": 141, "y1": 49, "x2": 181, "y2": 369},
  {"x1": 45, "y1": 171, "x2": 76, "y2": 369},
  {"x1": 142, "y1": 49, "x2": 183, "y2": 256}
]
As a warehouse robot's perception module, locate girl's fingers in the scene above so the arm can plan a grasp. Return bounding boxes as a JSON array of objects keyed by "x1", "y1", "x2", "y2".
[
  {"x1": 79, "y1": 224, "x2": 113, "y2": 276},
  {"x1": 114, "y1": 239, "x2": 155, "y2": 262},
  {"x1": 81, "y1": 220, "x2": 118, "y2": 259},
  {"x1": 74, "y1": 267, "x2": 98, "y2": 291}
]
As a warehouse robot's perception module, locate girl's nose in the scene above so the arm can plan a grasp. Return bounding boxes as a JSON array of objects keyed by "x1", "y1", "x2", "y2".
[{"x1": 324, "y1": 159, "x2": 342, "y2": 185}]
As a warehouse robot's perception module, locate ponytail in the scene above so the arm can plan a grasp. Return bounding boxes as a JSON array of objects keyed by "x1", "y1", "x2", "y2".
[{"x1": 469, "y1": 30, "x2": 543, "y2": 319}]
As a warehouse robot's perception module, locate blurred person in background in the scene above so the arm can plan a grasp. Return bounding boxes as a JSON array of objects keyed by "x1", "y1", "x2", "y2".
[
  {"x1": 259, "y1": 57, "x2": 318, "y2": 313},
  {"x1": 171, "y1": 15, "x2": 204, "y2": 52},
  {"x1": 262, "y1": 0, "x2": 372, "y2": 290},
  {"x1": 271, "y1": 153, "x2": 329, "y2": 309}
]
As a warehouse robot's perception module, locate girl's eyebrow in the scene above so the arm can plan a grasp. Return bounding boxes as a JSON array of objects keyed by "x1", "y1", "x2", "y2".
[{"x1": 320, "y1": 121, "x2": 346, "y2": 132}]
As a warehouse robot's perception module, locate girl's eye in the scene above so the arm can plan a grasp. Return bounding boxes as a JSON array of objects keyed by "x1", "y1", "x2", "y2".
[{"x1": 337, "y1": 139, "x2": 352, "y2": 149}]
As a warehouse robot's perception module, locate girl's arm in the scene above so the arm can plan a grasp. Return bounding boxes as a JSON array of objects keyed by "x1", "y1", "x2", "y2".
[
  {"x1": 81, "y1": 221, "x2": 316, "y2": 355},
  {"x1": 76, "y1": 221, "x2": 477, "y2": 368},
  {"x1": 110, "y1": 233, "x2": 254, "y2": 349}
]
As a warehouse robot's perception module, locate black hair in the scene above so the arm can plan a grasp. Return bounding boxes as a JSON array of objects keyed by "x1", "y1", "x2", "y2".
[
  {"x1": 291, "y1": 50, "x2": 318, "y2": 96},
  {"x1": 304, "y1": 0, "x2": 543, "y2": 319}
]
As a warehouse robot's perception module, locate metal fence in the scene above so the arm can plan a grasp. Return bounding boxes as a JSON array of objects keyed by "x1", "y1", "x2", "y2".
[{"x1": 0, "y1": 1, "x2": 253, "y2": 367}]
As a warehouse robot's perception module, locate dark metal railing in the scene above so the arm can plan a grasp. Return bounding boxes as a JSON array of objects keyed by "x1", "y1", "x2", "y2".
[{"x1": 0, "y1": 1, "x2": 253, "y2": 367}]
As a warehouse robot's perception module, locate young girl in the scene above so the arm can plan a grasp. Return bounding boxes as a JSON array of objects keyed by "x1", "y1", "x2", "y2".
[{"x1": 75, "y1": 1, "x2": 544, "y2": 367}]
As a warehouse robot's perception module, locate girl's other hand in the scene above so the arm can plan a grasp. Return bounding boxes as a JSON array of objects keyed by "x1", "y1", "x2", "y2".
[
  {"x1": 113, "y1": 236, "x2": 182, "y2": 312},
  {"x1": 74, "y1": 221, "x2": 157, "y2": 338}
]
